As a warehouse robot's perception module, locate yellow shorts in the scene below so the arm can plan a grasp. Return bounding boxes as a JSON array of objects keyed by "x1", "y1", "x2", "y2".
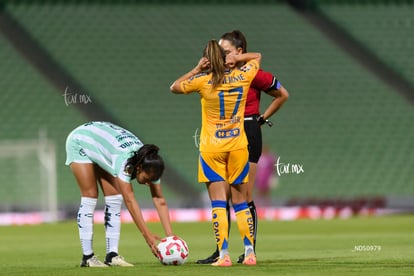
[{"x1": 198, "y1": 148, "x2": 249, "y2": 185}]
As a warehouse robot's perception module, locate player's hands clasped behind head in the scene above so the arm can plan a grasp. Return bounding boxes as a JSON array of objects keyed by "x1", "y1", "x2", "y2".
[{"x1": 196, "y1": 57, "x2": 210, "y2": 72}]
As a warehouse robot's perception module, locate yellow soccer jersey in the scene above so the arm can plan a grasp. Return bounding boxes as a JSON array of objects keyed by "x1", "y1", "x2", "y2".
[{"x1": 180, "y1": 59, "x2": 259, "y2": 152}]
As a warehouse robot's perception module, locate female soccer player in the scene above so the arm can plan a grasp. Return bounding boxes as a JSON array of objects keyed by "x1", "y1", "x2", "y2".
[
  {"x1": 196, "y1": 30, "x2": 289, "y2": 264},
  {"x1": 65, "y1": 121, "x2": 173, "y2": 267},
  {"x1": 170, "y1": 40, "x2": 261, "y2": 266}
]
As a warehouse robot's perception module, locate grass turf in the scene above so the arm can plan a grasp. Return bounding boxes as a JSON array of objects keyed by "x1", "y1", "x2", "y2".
[{"x1": 0, "y1": 214, "x2": 413, "y2": 275}]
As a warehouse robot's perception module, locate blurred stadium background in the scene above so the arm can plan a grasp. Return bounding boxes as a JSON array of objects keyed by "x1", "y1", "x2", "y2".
[{"x1": 0, "y1": 0, "x2": 413, "y2": 224}]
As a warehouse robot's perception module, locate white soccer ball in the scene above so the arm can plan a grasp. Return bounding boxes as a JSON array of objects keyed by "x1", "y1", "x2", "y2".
[{"x1": 157, "y1": 236, "x2": 189, "y2": 265}]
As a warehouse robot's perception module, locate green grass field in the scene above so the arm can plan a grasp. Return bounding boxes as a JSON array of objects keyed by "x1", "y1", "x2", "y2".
[{"x1": 1, "y1": 214, "x2": 413, "y2": 275}]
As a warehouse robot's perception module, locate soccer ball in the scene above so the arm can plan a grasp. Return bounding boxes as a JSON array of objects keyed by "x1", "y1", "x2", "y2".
[{"x1": 157, "y1": 236, "x2": 189, "y2": 265}]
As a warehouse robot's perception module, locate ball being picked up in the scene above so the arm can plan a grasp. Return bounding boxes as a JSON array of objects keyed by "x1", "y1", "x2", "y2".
[{"x1": 157, "y1": 236, "x2": 189, "y2": 265}]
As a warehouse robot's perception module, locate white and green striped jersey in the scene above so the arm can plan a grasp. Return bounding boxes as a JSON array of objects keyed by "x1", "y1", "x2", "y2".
[{"x1": 66, "y1": 121, "x2": 143, "y2": 182}]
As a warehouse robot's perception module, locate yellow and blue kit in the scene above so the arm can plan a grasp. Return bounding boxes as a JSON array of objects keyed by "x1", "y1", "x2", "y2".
[{"x1": 180, "y1": 60, "x2": 259, "y2": 185}]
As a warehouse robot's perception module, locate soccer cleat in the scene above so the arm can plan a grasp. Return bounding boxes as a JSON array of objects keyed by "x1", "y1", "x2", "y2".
[
  {"x1": 80, "y1": 255, "x2": 108, "y2": 267},
  {"x1": 195, "y1": 250, "x2": 219, "y2": 264},
  {"x1": 242, "y1": 252, "x2": 256, "y2": 266},
  {"x1": 211, "y1": 254, "x2": 232, "y2": 267},
  {"x1": 105, "y1": 254, "x2": 134, "y2": 267},
  {"x1": 237, "y1": 253, "x2": 245, "y2": 264}
]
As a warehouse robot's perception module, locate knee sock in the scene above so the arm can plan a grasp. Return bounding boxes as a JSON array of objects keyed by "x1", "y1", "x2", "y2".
[
  {"x1": 78, "y1": 197, "x2": 97, "y2": 256},
  {"x1": 248, "y1": 201, "x2": 257, "y2": 252},
  {"x1": 211, "y1": 200, "x2": 229, "y2": 258},
  {"x1": 226, "y1": 202, "x2": 231, "y2": 235},
  {"x1": 104, "y1": 194, "x2": 123, "y2": 256},
  {"x1": 213, "y1": 202, "x2": 231, "y2": 255},
  {"x1": 233, "y1": 202, "x2": 254, "y2": 256}
]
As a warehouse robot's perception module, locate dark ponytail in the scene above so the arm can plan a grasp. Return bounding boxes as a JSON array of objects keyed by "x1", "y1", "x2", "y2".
[
  {"x1": 126, "y1": 144, "x2": 164, "y2": 181},
  {"x1": 220, "y1": 30, "x2": 247, "y2": 53}
]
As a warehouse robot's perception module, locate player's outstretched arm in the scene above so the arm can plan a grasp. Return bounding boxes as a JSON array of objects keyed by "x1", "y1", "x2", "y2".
[
  {"x1": 116, "y1": 178, "x2": 160, "y2": 257},
  {"x1": 149, "y1": 182, "x2": 174, "y2": 237}
]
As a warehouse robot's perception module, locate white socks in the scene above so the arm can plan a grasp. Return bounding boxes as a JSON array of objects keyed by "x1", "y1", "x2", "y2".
[
  {"x1": 77, "y1": 195, "x2": 123, "y2": 256},
  {"x1": 104, "y1": 194, "x2": 123, "y2": 255},
  {"x1": 77, "y1": 197, "x2": 97, "y2": 256},
  {"x1": 245, "y1": 245, "x2": 255, "y2": 257}
]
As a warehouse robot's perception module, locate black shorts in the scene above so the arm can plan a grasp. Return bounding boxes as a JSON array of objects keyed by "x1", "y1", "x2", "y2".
[{"x1": 244, "y1": 115, "x2": 262, "y2": 163}]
